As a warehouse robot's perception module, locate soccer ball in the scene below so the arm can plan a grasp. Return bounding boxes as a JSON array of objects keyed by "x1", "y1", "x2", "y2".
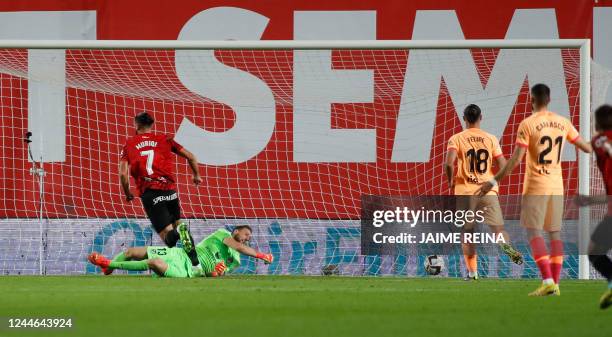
[{"x1": 424, "y1": 255, "x2": 445, "y2": 275}]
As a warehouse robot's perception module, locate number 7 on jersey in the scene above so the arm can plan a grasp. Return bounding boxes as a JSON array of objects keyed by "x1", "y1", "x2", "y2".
[{"x1": 140, "y1": 150, "x2": 155, "y2": 175}]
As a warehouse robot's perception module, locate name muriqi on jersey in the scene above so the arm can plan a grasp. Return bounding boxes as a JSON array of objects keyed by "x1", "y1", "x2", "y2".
[{"x1": 135, "y1": 140, "x2": 158, "y2": 149}]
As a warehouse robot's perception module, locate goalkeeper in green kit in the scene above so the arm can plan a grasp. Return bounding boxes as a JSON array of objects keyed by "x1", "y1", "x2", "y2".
[{"x1": 88, "y1": 225, "x2": 273, "y2": 277}]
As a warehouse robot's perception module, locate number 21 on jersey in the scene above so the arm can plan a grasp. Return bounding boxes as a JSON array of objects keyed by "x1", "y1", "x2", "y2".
[{"x1": 538, "y1": 136, "x2": 562, "y2": 164}]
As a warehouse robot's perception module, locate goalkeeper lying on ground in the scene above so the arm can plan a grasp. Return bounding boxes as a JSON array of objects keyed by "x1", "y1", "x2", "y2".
[{"x1": 88, "y1": 225, "x2": 273, "y2": 277}]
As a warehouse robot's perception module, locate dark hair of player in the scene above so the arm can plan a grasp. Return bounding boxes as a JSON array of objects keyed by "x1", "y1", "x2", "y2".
[
  {"x1": 595, "y1": 104, "x2": 612, "y2": 131},
  {"x1": 463, "y1": 104, "x2": 482, "y2": 124},
  {"x1": 530, "y1": 83, "x2": 550, "y2": 108},
  {"x1": 135, "y1": 112, "x2": 154, "y2": 128},
  {"x1": 234, "y1": 225, "x2": 253, "y2": 233}
]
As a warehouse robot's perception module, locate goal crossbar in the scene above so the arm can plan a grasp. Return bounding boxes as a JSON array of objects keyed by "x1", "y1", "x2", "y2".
[{"x1": 0, "y1": 39, "x2": 590, "y2": 50}]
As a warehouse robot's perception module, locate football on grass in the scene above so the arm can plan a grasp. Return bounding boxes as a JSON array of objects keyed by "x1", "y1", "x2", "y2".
[{"x1": 424, "y1": 255, "x2": 444, "y2": 275}]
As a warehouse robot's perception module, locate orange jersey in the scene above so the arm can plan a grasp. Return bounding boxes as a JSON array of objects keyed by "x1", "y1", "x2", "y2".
[
  {"x1": 515, "y1": 110, "x2": 580, "y2": 195},
  {"x1": 447, "y1": 128, "x2": 503, "y2": 195}
]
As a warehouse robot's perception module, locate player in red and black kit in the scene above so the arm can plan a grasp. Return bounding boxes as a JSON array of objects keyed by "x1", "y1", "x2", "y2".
[
  {"x1": 119, "y1": 112, "x2": 202, "y2": 256},
  {"x1": 576, "y1": 104, "x2": 612, "y2": 309}
]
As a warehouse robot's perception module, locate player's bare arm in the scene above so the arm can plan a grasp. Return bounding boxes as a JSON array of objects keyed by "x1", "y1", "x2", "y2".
[
  {"x1": 477, "y1": 146, "x2": 526, "y2": 196},
  {"x1": 176, "y1": 147, "x2": 202, "y2": 185},
  {"x1": 444, "y1": 148, "x2": 457, "y2": 190},
  {"x1": 119, "y1": 159, "x2": 134, "y2": 201},
  {"x1": 495, "y1": 154, "x2": 507, "y2": 171},
  {"x1": 573, "y1": 137, "x2": 593, "y2": 154},
  {"x1": 538, "y1": 135, "x2": 591, "y2": 204},
  {"x1": 222, "y1": 236, "x2": 273, "y2": 264}
]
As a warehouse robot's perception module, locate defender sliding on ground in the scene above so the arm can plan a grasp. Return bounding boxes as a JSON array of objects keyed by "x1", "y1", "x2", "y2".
[
  {"x1": 445, "y1": 104, "x2": 523, "y2": 281},
  {"x1": 88, "y1": 225, "x2": 273, "y2": 277}
]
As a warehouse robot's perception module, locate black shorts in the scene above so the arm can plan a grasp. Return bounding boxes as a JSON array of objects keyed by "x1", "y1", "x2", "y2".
[
  {"x1": 591, "y1": 216, "x2": 612, "y2": 252},
  {"x1": 140, "y1": 189, "x2": 181, "y2": 233}
]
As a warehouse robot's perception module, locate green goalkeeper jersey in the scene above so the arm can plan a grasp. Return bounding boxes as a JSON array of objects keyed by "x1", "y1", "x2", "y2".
[{"x1": 196, "y1": 228, "x2": 241, "y2": 275}]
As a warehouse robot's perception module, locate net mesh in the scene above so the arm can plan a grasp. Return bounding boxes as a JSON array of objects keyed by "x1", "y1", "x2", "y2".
[{"x1": 0, "y1": 46, "x2": 601, "y2": 277}]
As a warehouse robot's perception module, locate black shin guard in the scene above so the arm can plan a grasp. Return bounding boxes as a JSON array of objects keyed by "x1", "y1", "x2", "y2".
[
  {"x1": 589, "y1": 254, "x2": 612, "y2": 281},
  {"x1": 187, "y1": 249, "x2": 199, "y2": 266},
  {"x1": 164, "y1": 229, "x2": 179, "y2": 247}
]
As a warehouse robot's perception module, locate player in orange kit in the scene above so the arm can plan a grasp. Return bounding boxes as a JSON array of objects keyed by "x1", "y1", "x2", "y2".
[
  {"x1": 445, "y1": 104, "x2": 523, "y2": 281},
  {"x1": 478, "y1": 84, "x2": 592, "y2": 296}
]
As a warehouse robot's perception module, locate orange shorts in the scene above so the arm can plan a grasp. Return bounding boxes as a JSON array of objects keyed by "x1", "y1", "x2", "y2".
[
  {"x1": 455, "y1": 194, "x2": 504, "y2": 228},
  {"x1": 520, "y1": 194, "x2": 564, "y2": 232}
]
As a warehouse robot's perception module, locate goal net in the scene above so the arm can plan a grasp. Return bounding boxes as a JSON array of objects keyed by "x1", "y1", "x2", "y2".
[{"x1": 0, "y1": 39, "x2": 601, "y2": 278}]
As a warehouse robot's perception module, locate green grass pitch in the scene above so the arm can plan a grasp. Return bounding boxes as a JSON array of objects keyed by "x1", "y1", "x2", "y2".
[{"x1": 0, "y1": 275, "x2": 608, "y2": 337}]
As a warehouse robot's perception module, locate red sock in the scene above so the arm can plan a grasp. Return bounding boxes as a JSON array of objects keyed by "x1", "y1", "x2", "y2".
[
  {"x1": 529, "y1": 236, "x2": 552, "y2": 281},
  {"x1": 550, "y1": 240, "x2": 564, "y2": 284}
]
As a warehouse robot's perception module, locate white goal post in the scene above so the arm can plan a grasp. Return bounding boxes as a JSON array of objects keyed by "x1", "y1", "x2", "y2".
[{"x1": 0, "y1": 39, "x2": 595, "y2": 278}]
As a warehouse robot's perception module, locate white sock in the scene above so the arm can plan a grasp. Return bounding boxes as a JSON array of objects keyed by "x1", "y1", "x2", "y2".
[
  {"x1": 543, "y1": 278, "x2": 554, "y2": 285},
  {"x1": 468, "y1": 271, "x2": 478, "y2": 278}
]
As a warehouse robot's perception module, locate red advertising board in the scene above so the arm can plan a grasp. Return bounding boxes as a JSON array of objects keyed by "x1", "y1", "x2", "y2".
[{"x1": 0, "y1": 1, "x2": 607, "y2": 219}]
